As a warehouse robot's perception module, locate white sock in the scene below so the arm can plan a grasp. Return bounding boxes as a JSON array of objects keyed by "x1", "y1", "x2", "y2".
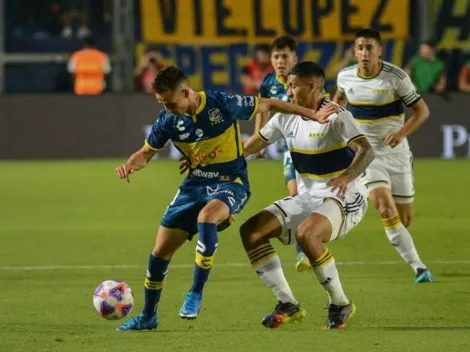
[
  {"x1": 383, "y1": 215, "x2": 426, "y2": 273},
  {"x1": 312, "y1": 248, "x2": 350, "y2": 306},
  {"x1": 249, "y1": 244, "x2": 298, "y2": 304}
]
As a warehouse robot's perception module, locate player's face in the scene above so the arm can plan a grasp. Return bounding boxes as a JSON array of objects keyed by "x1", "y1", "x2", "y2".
[
  {"x1": 255, "y1": 50, "x2": 270, "y2": 65},
  {"x1": 354, "y1": 37, "x2": 382, "y2": 69},
  {"x1": 271, "y1": 48, "x2": 297, "y2": 77},
  {"x1": 286, "y1": 75, "x2": 314, "y2": 107},
  {"x1": 155, "y1": 88, "x2": 189, "y2": 115},
  {"x1": 419, "y1": 44, "x2": 434, "y2": 59}
]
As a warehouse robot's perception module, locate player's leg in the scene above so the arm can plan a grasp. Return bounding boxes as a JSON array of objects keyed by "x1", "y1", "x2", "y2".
[
  {"x1": 390, "y1": 168, "x2": 433, "y2": 283},
  {"x1": 240, "y1": 196, "x2": 310, "y2": 329},
  {"x1": 296, "y1": 195, "x2": 366, "y2": 329},
  {"x1": 180, "y1": 182, "x2": 250, "y2": 318},
  {"x1": 396, "y1": 202, "x2": 413, "y2": 228},
  {"x1": 117, "y1": 226, "x2": 189, "y2": 331},
  {"x1": 369, "y1": 187, "x2": 431, "y2": 282},
  {"x1": 282, "y1": 146, "x2": 310, "y2": 272}
]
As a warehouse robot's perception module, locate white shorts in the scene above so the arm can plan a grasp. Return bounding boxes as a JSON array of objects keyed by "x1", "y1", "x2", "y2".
[
  {"x1": 362, "y1": 152, "x2": 415, "y2": 204},
  {"x1": 265, "y1": 191, "x2": 368, "y2": 245}
]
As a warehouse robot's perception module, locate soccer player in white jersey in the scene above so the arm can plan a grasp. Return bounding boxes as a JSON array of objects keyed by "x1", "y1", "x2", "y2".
[
  {"x1": 241, "y1": 62, "x2": 375, "y2": 330},
  {"x1": 333, "y1": 29, "x2": 433, "y2": 283}
]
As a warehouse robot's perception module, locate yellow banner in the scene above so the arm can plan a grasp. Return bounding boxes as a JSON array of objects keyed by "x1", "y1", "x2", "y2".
[{"x1": 141, "y1": 0, "x2": 409, "y2": 44}]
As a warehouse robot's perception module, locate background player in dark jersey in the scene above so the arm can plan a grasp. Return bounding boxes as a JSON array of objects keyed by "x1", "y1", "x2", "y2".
[
  {"x1": 115, "y1": 66, "x2": 333, "y2": 331},
  {"x1": 255, "y1": 36, "x2": 312, "y2": 272}
]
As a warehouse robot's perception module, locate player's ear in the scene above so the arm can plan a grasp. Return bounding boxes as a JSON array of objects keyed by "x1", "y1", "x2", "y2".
[
  {"x1": 377, "y1": 44, "x2": 383, "y2": 58},
  {"x1": 182, "y1": 88, "x2": 190, "y2": 98}
]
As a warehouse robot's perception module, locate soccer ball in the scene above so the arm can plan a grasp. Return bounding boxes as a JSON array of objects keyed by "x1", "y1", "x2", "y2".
[{"x1": 93, "y1": 280, "x2": 134, "y2": 320}]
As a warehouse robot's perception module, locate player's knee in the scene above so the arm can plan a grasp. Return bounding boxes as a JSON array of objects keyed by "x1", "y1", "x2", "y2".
[
  {"x1": 296, "y1": 222, "x2": 319, "y2": 246},
  {"x1": 239, "y1": 218, "x2": 268, "y2": 250},
  {"x1": 151, "y1": 247, "x2": 173, "y2": 261},
  {"x1": 376, "y1": 203, "x2": 396, "y2": 220}
]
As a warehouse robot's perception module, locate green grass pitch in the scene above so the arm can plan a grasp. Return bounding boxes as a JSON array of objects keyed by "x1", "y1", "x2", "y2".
[{"x1": 1, "y1": 159, "x2": 470, "y2": 352}]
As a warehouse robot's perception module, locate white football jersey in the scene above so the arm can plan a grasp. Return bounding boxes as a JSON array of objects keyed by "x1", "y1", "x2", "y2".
[
  {"x1": 337, "y1": 61, "x2": 421, "y2": 155},
  {"x1": 258, "y1": 100, "x2": 365, "y2": 196}
]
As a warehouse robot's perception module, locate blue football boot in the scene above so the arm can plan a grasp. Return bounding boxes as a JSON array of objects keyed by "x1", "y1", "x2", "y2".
[
  {"x1": 116, "y1": 313, "x2": 159, "y2": 331},
  {"x1": 415, "y1": 268, "x2": 434, "y2": 283},
  {"x1": 179, "y1": 292, "x2": 202, "y2": 319}
]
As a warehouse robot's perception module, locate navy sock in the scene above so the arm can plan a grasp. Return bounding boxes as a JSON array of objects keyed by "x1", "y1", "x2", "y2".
[
  {"x1": 190, "y1": 222, "x2": 218, "y2": 294},
  {"x1": 143, "y1": 254, "x2": 169, "y2": 317}
]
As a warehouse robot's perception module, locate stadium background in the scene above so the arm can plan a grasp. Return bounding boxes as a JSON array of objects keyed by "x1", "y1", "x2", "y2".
[{"x1": 1, "y1": 1, "x2": 470, "y2": 352}]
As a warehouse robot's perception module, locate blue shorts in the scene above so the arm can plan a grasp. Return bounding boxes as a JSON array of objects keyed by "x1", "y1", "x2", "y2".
[
  {"x1": 282, "y1": 140, "x2": 296, "y2": 183},
  {"x1": 161, "y1": 181, "x2": 251, "y2": 237}
]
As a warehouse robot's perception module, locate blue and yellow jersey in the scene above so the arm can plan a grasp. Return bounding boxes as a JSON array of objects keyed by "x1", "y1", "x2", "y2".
[
  {"x1": 145, "y1": 90, "x2": 258, "y2": 185},
  {"x1": 259, "y1": 73, "x2": 289, "y2": 101}
]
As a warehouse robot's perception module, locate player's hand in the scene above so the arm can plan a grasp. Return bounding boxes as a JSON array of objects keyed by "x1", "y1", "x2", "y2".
[
  {"x1": 312, "y1": 103, "x2": 338, "y2": 124},
  {"x1": 327, "y1": 174, "x2": 350, "y2": 198},
  {"x1": 382, "y1": 131, "x2": 405, "y2": 148},
  {"x1": 179, "y1": 156, "x2": 191, "y2": 175},
  {"x1": 115, "y1": 163, "x2": 135, "y2": 183}
]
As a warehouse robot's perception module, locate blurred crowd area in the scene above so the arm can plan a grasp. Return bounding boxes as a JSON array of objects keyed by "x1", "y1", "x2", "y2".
[{"x1": 3, "y1": 0, "x2": 470, "y2": 95}]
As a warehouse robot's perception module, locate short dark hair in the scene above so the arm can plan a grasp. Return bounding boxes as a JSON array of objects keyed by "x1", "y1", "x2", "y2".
[
  {"x1": 289, "y1": 61, "x2": 325, "y2": 84},
  {"x1": 422, "y1": 39, "x2": 438, "y2": 49},
  {"x1": 270, "y1": 35, "x2": 296, "y2": 53},
  {"x1": 355, "y1": 28, "x2": 382, "y2": 44},
  {"x1": 152, "y1": 66, "x2": 187, "y2": 93}
]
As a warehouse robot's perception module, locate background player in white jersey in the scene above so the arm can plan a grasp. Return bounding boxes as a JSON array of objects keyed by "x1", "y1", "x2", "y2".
[
  {"x1": 241, "y1": 62, "x2": 375, "y2": 330},
  {"x1": 333, "y1": 29, "x2": 433, "y2": 283}
]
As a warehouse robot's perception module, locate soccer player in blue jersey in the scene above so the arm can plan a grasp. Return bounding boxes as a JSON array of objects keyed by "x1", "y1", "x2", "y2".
[{"x1": 114, "y1": 66, "x2": 332, "y2": 331}]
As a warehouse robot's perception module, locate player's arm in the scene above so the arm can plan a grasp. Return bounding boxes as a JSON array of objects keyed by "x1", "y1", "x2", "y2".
[
  {"x1": 327, "y1": 113, "x2": 375, "y2": 196},
  {"x1": 243, "y1": 134, "x2": 269, "y2": 157},
  {"x1": 116, "y1": 114, "x2": 169, "y2": 182},
  {"x1": 257, "y1": 98, "x2": 334, "y2": 123},
  {"x1": 244, "y1": 113, "x2": 283, "y2": 157},
  {"x1": 333, "y1": 74, "x2": 348, "y2": 107},
  {"x1": 384, "y1": 74, "x2": 430, "y2": 148},
  {"x1": 115, "y1": 144, "x2": 157, "y2": 182},
  {"x1": 333, "y1": 89, "x2": 348, "y2": 107}
]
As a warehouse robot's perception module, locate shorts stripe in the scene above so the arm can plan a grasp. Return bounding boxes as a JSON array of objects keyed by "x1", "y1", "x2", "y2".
[
  {"x1": 392, "y1": 194, "x2": 415, "y2": 198},
  {"x1": 273, "y1": 202, "x2": 288, "y2": 217}
]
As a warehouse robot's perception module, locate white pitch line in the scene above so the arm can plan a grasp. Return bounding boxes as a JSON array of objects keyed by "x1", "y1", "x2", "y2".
[{"x1": 0, "y1": 260, "x2": 470, "y2": 271}]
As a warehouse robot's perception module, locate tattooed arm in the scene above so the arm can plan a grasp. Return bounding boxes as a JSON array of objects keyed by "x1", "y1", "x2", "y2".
[{"x1": 344, "y1": 136, "x2": 375, "y2": 181}]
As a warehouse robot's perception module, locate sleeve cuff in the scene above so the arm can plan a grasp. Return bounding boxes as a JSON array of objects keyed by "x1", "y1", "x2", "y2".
[
  {"x1": 248, "y1": 97, "x2": 259, "y2": 121},
  {"x1": 144, "y1": 140, "x2": 160, "y2": 151},
  {"x1": 347, "y1": 134, "x2": 366, "y2": 145},
  {"x1": 258, "y1": 131, "x2": 269, "y2": 142}
]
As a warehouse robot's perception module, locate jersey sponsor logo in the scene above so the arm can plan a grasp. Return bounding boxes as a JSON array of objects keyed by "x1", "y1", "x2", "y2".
[
  {"x1": 235, "y1": 95, "x2": 255, "y2": 107},
  {"x1": 309, "y1": 132, "x2": 326, "y2": 138},
  {"x1": 270, "y1": 85, "x2": 279, "y2": 95},
  {"x1": 192, "y1": 169, "x2": 220, "y2": 178},
  {"x1": 193, "y1": 144, "x2": 222, "y2": 165},
  {"x1": 348, "y1": 88, "x2": 354, "y2": 94},
  {"x1": 195, "y1": 129, "x2": 204, "y2": 137},
  {"x1": 372, "y1": 88, "x2": 390, "y2": 94},
  {"x1": 208, "y1": 108, "x2": 224, "y2": 125}
]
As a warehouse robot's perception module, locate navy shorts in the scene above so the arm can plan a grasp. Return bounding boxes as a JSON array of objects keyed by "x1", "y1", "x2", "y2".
[{"x1": 161, "y1": 181, "x2": 251, "y2": 237}]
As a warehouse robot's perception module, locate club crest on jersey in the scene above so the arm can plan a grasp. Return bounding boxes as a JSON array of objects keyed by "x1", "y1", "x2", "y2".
[
  {"x1": 270, "y1": 86, "x2": 279, "y2": 95},
  {"x1": 208, "y1": 108, "x2": 223, "y2": 125}
]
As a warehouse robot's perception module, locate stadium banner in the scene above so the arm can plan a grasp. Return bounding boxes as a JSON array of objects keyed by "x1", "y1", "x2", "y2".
[
  {"x1": 140, "y1": 0, "x2": 410, "y2": 44},
  {"x1": 136, "y1": 39, "x2": 410, "y2": 92},
  {"x1": 1, "y1": 94, "x2": 469, "y2": 160}
]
